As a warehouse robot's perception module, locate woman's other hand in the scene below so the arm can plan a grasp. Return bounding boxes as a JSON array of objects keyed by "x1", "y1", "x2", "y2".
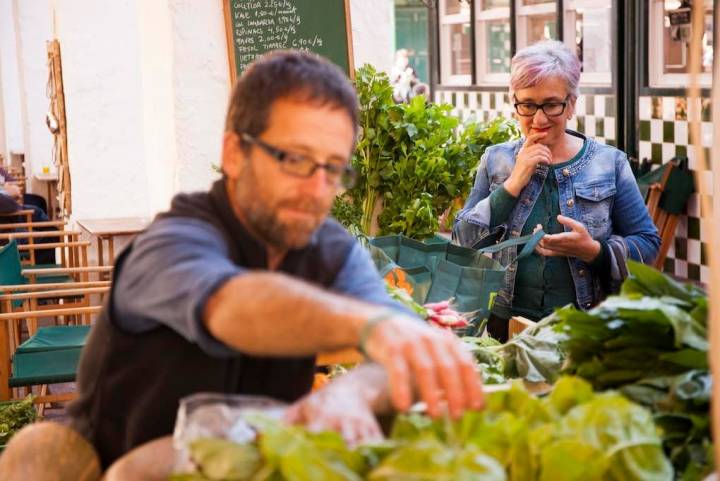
[
  {"x1": 535, "y1": 215, "x2": 601, "y2": 263},
  {"x1": 504, "y1": 132, "x2": 551, "y2": 197}
]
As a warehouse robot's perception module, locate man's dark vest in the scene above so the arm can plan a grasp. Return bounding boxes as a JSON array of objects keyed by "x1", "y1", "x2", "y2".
[{"x1": 67, "y1": 180, "x2": 355, "y2": 468}]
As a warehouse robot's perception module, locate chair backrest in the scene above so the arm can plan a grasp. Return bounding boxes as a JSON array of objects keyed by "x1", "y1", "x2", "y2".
[
  {"x1": 639, "y1": 159, "x2": 694, "y2": 270},
  {"x1": 0, "y1": 240, "x2": 25, "y2": 286}
]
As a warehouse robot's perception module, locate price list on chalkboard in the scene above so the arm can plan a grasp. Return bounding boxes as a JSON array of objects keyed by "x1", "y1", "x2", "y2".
[{"x1": 224, "y1": 0, "x2": 352, "y2": 80}]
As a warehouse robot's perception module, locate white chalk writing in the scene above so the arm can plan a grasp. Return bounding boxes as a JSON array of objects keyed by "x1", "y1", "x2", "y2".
[{"x1": 230, "y1": 0, "x2": 328, "y2": 73}]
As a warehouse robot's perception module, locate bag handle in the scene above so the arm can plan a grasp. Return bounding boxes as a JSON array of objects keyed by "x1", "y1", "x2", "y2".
[{"x1": 476, "y1": 229, "x2": 545, "y2": 265}]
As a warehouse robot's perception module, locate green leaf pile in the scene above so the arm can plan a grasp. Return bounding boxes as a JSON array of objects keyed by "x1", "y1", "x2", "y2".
[
  {"x1": 172, "y1": 377, "x2": 673, "y2": 481},
  {"x1": 0, "y1": 395, "x2": 36, "y2": 445},
  {"x1": 555, "y1": 261, "x2": 711, "y2": 479},
  {"x1": 331, "y1": 64, "x2": 520, "y2": 239},
  {"x1": 461, "y1": 262, "x2": 712, "y2": 479},
  {"x1": 464, "y1": 314, "x2": 567, "y2": 385}
]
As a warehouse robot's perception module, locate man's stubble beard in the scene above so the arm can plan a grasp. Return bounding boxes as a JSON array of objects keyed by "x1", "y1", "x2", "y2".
[{"x1": 232, "y1": 160, "x2": 328, "y2": 250}]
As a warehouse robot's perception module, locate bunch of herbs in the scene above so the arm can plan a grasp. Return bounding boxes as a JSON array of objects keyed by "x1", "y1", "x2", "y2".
[
  {"x1": 0, "y1": 395, "x2": 36, "y2": 445},
  {"x1": 332, "y1": 64, "x2": 519, "y2": 239}
]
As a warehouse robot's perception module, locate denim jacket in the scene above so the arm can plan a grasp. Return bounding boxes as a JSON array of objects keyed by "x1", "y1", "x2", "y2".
[{"x1": 452, "y1": 131, "x2": 660, "y2": 313}]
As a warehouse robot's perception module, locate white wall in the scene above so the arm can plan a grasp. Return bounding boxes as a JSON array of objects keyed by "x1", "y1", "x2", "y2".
[
  {"x1": 54, "y1": 0, "x2": 150, "y2": 220},
  {"x1": 168, "y1": 0, "x2": 228, "y2": 195},
  {"x1": 350, "y1": 0, "x2": 394, "y2": 74},
  {"x1": 14, "y1": 0, "x2": 53, "y2": 183},
  {"x1": 138, "y1": 1, "x2": 178, "y2": 214},
  {"x1": 0, "y1": 0, "x2": 23, "y2": 159},
  {"x1": 0, "y1": 57, "x2": 7, "y2": 160},
  {"x1": 5, "y1": 0, "x2": 394, "y2": 220}
]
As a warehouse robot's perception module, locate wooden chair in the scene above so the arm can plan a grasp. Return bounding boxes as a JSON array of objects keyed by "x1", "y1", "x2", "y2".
[
  {"x1": 0, "y1": 229, "x2": 86, "y2": 268},
  {"x1": 0, "y1": 220, "x2": 67, "y2": 232},
  {"x1": 0, "y1": 301, "x2": 104, "y2": 403},
  {"x1": 0, "y1": 210, "x2": 33, "y2": 225},
  {"x1": 0, "y1": 239, "x2": 112, "y2": 338},
  {"x1": 644, "y1": 162, "x2": 678, "y2": 269}
]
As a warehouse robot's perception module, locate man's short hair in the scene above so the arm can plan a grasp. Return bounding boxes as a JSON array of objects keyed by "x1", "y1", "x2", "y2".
[{"x1": 225, "y1": 50, "x2": 359, "y2": 140}]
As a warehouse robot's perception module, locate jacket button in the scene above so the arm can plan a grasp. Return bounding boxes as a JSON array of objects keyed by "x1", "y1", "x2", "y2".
[
  {"x1": 578, "y1": 269, "x2": 586, "y2": 277},
  {"x1": 567, "y1": 199, "x2": 575, "y2": 207},
  {"x1": 562, "y1": 168, "x2": 570, "y2": 176}
]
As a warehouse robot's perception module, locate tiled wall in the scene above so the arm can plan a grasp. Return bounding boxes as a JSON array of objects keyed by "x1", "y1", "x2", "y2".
[
  {"x1": 434, "y1": 90, "x2": 514, "y2": 123},
  {"x1": 637, "y1": 96, "x2": 713, "y2": 284},
  {"x1": 435, "y1": 89, "x2": 712, "y2": 284},
  {"x1": 434, "y1": 90, "x2": 617, "y2": 145}
]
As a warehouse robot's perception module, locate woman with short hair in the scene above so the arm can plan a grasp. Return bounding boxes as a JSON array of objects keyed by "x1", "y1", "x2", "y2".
[{"x1": 453, "y1": 40, "x2": 660, "y2": 340}]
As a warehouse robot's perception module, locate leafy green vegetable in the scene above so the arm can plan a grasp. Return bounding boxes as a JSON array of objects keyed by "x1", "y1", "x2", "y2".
[
  {"x1": 368, "y1": 437, "x2": 506, "y2": 481},
  {"x1": 188, "y1": 438, "x2": 261, "y2": 480},
  {"x1": 461, "y1": 262, "x2": 712, "y2": 480},
  {"x1": 463, "y1": 314, "x2": 566, "y2": 385},
  {"x1": 555, "y1": 261, "x2": 712, "y2": 479},
  {"x1": 173, "y1": 378, "x2": 674, "y2": 481},
  {"x1": 0, "y1": 396, "x2": 36, "y2": 445}
]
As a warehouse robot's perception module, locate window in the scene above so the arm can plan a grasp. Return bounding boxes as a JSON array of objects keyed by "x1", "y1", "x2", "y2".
[
  {"x1": 395, "y1": 1, "x2": 430, "y2": 83},
  {"x1": 516, "y1": 0, "x2": 558, "y2": 50},
  {"x1": 564, "y1": 0, "x2": 612, "y2": 85},
  {"x1": 475, "y1": 0, "x2": 511, "y2": 84},
  {"x1": 649, "y1": 0, "x2": 714, "y2": 88},
  {"x1": 440, "y1": 0, "x2": 472, "y2": 85},
  {"x1": 434, "y1": 0, "x2": 617, "y2": 89}
]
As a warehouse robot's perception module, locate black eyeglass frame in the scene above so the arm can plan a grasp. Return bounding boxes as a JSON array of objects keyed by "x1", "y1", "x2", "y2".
[
  {"x1": 512, "y1": 96, "x2": 570, "y2": 117},
  {"x1": 240, "y1": 133, "x2": 356, "y2": 188}
]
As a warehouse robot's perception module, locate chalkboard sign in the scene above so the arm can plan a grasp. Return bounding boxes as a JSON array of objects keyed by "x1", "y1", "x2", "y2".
[{"x1": 223, "y1": 0, "x2": 354, "y2": 82}]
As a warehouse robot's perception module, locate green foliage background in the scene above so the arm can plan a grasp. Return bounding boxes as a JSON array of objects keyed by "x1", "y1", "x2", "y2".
[{"x1": 332, "y1": 65, "x2": 520, "y2": 240}]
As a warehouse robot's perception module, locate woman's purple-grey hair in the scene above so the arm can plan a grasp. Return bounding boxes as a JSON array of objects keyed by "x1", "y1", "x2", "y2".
[{"x1": 510, "y1": 40, "x2": 581, "y2": 102}]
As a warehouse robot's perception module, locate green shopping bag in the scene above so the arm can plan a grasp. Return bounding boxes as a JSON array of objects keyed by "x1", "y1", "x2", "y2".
[{"x1": 369, "y1": 230, "x2": 545, "y2": 336}]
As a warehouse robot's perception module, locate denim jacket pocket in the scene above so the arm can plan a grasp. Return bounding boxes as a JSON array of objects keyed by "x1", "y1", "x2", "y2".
[{"x1": 574, "y1": 182, "x2": 616, "y2": 238}]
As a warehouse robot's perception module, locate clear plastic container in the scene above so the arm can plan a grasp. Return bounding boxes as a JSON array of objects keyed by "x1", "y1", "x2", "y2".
[{"x1": 172, "y1": 392, "x2": 288, "y2": 473}]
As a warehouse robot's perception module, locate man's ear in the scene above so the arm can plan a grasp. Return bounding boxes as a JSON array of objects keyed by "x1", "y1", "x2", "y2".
[{"x1": 222, "y1": 131, "x2": 245, "y2": 179}]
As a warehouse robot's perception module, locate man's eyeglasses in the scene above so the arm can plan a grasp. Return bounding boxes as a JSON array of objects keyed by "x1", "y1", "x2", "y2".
[
  {"x1": 513, "y1": 97, "x2": 569, "y2": 117},
  {"x1": 241, "y1": 133, "x2": 357, "y2": 188}
]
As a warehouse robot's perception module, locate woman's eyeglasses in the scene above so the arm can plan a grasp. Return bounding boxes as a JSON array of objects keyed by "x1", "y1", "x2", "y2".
[{"x1": 513, "y1": 97, "x2": 569, "y2": 117}]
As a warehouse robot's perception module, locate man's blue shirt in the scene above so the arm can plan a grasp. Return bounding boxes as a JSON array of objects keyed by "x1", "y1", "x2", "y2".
[{"x1": 112, "y1": 217, "x2": 407, "y2": 357}]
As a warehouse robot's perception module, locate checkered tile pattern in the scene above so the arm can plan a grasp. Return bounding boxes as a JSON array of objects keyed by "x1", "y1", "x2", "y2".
[
  {"x1": 566, "y1": 94, "x2": 617, "y2": 146},
  {"x1": 434, "y1": 90, "x2": 514, "y2": 123},
  {"x1": 638, "y1": 95, "x2": 714, "y2": 285},
  {"x1": 435, "y1": 90, "x2": 617, "y2": 147}
]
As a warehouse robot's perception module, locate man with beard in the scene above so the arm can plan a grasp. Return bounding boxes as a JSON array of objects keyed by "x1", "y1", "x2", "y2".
[{"x1": 66, "y1": 50, "x2": 484, "y2": 469}]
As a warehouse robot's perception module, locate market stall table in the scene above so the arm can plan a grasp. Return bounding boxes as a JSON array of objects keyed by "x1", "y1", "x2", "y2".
[{"x1": 76, "y1": 217, "x2": 150, "y2": 268}]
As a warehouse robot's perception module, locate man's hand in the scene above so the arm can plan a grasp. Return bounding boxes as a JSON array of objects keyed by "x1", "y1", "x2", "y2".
[
  {"x1": 363, "y1": 315, "x2": 484, "y2": 419},
  {"x1": 504, "y1": 132, "x2": 551, "y2": 197},
  {"x1": 285, "y1": 366, "x2": 385, "y2": 446},
  {"x1": 535, "y1": 215, "x2": 601, "y2": 263}
]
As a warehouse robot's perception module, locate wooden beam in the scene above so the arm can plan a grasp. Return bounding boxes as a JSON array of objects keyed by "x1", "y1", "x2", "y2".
[
  {"x1": 0, "y1": 281, "x2": 110, "y2": 292},
  {"x1": 0, "y1": 306, "x2": 101, "y2": 321}
]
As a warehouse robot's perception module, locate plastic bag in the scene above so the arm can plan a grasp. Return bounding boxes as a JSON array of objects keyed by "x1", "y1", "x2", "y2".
[{"x1": 172, "y1": 392, "x2": 288, "y2": 473}]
